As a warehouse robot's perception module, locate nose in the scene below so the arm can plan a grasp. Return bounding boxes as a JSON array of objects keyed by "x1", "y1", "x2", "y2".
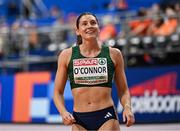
[
  {"x1": 87, "y1": 22, "x2": 93, "y2": 28},
  {"x1": 87, "y1": 23, "x2": 92, "y2": 28}
]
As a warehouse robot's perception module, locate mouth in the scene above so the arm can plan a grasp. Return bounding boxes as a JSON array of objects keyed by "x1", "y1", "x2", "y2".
[{"x1": 85, "y1": 30, "x2": 95, "y2": 35}]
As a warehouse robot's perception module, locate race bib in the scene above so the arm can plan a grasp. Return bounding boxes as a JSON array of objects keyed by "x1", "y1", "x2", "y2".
[{"x1": 73, "y1": 58, "x2": 108, "y2": 85}]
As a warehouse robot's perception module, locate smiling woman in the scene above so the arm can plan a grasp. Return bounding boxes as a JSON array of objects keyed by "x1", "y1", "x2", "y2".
[
  {"x1": 75, "y1": 12, "x2": 100, "y2": 46},
  {"x1": 53, "y1": 12, "x2": 135, "y2": 131}
]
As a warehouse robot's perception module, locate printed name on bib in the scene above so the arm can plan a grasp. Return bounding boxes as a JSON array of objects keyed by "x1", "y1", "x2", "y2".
[{"x1": 73, "y1": 58, "x2": 108, "y2": 85}]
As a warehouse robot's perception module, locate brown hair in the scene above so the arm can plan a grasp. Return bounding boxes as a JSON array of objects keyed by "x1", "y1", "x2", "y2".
[{"x1": 76, "y1": 12, "x2": 99, "y2": 45}]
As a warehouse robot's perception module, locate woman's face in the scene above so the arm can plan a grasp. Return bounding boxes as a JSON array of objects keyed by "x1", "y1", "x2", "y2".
[{"x1": 76, "y1": 15, "x2": 100, "y2": 41}]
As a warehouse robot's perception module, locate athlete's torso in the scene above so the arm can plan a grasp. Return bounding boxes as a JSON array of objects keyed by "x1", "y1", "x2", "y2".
[{"x1": 66, "y1": 45, "x2": 116, "y2": 112}]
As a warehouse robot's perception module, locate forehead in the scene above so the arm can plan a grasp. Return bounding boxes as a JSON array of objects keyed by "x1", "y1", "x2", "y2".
[{"x1": 79, "y1": 15, "x2": 97, "y2": 23}]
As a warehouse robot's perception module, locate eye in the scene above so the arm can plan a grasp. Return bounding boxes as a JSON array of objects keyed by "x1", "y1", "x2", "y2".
[
  {"x1": 81, "y1": 22, "x2": 87, "y2": 26},
  {"x1": 91, "y1": 20, "x2": 97, "y2": 25}
]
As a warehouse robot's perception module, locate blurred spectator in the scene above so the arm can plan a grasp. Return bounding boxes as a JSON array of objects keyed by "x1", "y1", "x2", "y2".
[
  {"x1": 50, "y1": 5, "x2": 63, "y2": 19},
  {"x1": 22, "y1": 0, "x2": 48, "y2": 18},
  {"x1": 147, "y1": 15, "x2": 164, "y2": 36},
  {"x1": 38, "y1": 30, "x2": 51, "y2": 50},
  {"x1": 66, "y1": 13, "x2": 77, "y2": 28},
  {"x1": 160, "y1": 0, "x2": 180, "y2": 11},
  {"x1": 50, "y1": 17, "x2": 68, "y2": 47},
  {"x1": 22, "y1": 0, "x2": 33, "y2": 18},
  {"x1": 10, "y1": 20, "x2": 40, "y2": 54},
  {"x1": 0, "y1": 21, "x2": 9, "y2": 57},
  {"x1": 147, "y1": 7, "x2": 178, "y2": 36},
  {"x1": 116, "y1": 0, "x2": 128, "y2": 10},
  {"x1": 147, "y1": 3, "x2": 162, "y2": 17},
  {"x1": 65, "y1": 13, "x2": 77, "y2": 45},
  {"x1": 7, "y1": 2, "x2": 20, "y2": 19},
  {"x1": 10, "y1": 20, "x2": 25, "y2": 55},
  {"x1": 23, "y1": 22, "x2": 39, "y2": 50},
  {"x1": 174, "y1": 3, "x2": 180, "y2": 13},
  {"x1": 99, "y1": 15, "x2": 117, "y2": 42},
  {"x1": 174, "y1": 3, "x2": 180, "y2": 25},
  {"x1": 128, "y1": 8, "x2": 152, "y2": 36},
  {"x1": 108, "y1": 0, "x2": 128, "y2": 11}
]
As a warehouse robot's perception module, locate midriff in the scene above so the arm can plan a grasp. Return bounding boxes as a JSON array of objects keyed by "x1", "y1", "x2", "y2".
[{"x1": 72, "y1": 86, "x2": 114, "y2": 112}]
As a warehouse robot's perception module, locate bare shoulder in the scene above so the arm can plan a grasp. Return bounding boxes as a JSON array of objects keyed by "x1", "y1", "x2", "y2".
[
  {"x1": 109, "y1": 47, "x2": 123, "y2": 59},
  {"x1": 58, "y1": 47, "x2": 72, "y2": 58},
  {"x1": 58, "y1": 47, "x2": 72, "y2": 65},
  {"x1": 109, "y1": 47, "x2": 124, "y2": 67}
]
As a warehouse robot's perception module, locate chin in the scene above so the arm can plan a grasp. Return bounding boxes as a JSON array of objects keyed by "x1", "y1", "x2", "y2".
[
  {"x1": 86, "y1": 35, "x2": 98, "y2": 39},
  {"x1": 85, "y1": 37, "x2": 97, "y2": 41}
]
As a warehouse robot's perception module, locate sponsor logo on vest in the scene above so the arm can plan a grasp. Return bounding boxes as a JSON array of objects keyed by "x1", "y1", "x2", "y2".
[{"x1": 74, "y1": 59, "x2": 98, "y2": 66}]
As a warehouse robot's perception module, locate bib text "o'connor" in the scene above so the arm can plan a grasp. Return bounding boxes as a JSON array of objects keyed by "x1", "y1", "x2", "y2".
[{"x1": 74, "y1": 67, "x2": 106, "y2": 75}]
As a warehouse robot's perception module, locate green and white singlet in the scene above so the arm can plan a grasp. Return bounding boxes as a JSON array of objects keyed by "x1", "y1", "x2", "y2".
[{"x1": 67, "y1": 45, "x2": 115, "y2": 89}]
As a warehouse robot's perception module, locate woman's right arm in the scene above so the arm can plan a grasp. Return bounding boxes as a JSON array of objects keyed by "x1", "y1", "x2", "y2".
[{"x1": 53, "y1": 48, "x2": 75, "y2": 125}]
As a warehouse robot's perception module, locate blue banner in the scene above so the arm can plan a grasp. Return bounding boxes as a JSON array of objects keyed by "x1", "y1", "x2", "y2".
[{"x1": 0, "y1": 66, "x2": 180, "y2": 123}]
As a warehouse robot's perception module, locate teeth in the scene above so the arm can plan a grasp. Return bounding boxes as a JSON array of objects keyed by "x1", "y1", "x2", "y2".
[
  {"x1": 86, "y1": 30, "x2": 94, "y2": 34},
  {"x1": 86, "y1": 31, "x2": 93, "y2": 34}
]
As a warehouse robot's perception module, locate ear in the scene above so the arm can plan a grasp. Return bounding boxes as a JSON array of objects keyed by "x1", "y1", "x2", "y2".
[{"x1": 75, "y1": 28, "x2": 80, "y2": 35}]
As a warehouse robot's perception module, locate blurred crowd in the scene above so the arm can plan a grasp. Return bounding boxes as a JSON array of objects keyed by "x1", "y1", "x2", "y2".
[
  {"x1": 126, "y1": 4, "x2": 179, "y2": 37},
  {"x1": 0, "y1": 0, "x2": 180, "y2": 72}
]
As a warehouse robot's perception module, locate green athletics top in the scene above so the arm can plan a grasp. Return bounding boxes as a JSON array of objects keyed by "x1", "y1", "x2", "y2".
[{"x1": 67, "y1": 45, "x2": 115, "y2": 89}]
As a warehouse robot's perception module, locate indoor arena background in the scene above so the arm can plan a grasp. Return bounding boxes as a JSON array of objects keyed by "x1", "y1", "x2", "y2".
[{"x1": 0, "y1": 0, "x2": 180, "y2": 130}]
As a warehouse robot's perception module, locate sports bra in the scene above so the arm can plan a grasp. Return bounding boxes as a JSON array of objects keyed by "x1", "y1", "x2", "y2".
[{"x1": 67, "y1": 45, "x2": 115, "y2": 89}]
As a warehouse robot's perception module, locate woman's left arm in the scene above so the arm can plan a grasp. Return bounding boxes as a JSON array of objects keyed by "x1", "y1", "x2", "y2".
[{"x1": 110, "y1": 47, "x2": 135, "y2": 127}]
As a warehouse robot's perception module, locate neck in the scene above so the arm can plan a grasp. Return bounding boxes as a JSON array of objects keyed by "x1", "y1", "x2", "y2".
[
  {"x1": 81, "y1": 39, "x2": 100, "y2": 51},
  {"x1": 79, "y1": 40, "x2": 102, "y2": 57}
]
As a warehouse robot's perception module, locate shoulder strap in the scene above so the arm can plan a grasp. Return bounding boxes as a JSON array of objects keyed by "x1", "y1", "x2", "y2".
[
  {"x1": 100, "y1": 45, "x2": 109, "y2": 56},
  {"x1": 71, "y1": 45, "x2": 80, "y2": 58}
]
